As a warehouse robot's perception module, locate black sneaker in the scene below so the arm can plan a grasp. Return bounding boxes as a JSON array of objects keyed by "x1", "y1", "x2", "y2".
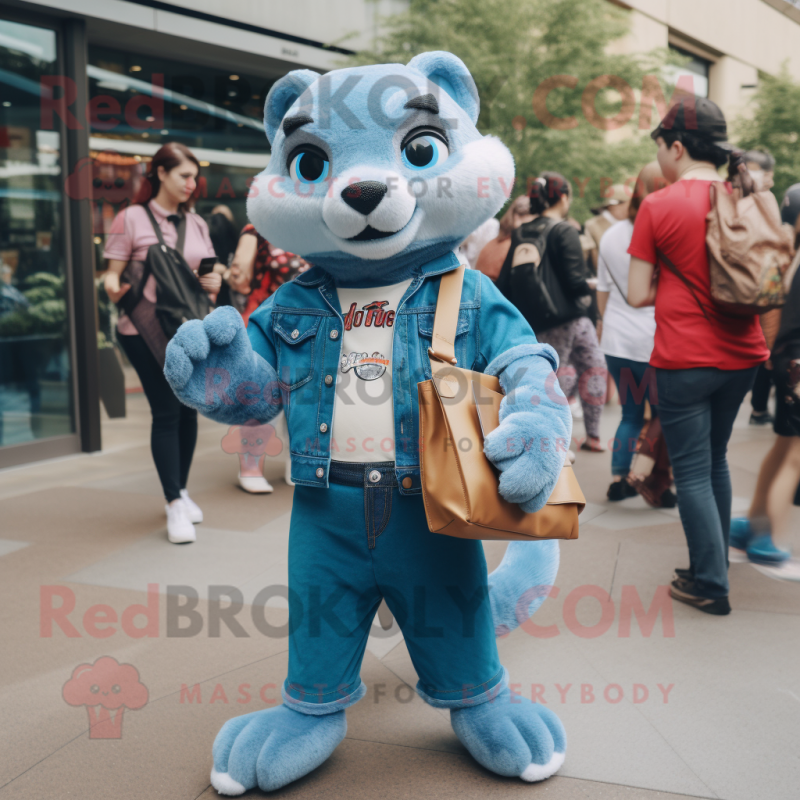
[
  {"x1": 674, "y1": 567, "x2": 692, "y2": 581},
  {"x1": 749, "y1": 412, "x2": 774, "y2": 426},
  {"x1": 669, "y1": 578, "x2": 731, "y2": 615},
  {"x1": 660, "y1": 489, "x2": 678, "y2": 508},
  {"x1": 607, "y1": 480, "x2": 638, "y2": 501}
]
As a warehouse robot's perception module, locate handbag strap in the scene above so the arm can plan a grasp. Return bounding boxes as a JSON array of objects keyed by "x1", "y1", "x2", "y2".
[
  {"x1": 429, "y1": 265, "x2": 466, "y2": 365},
  {"x1": 603, "y1": 257, "x2": 631, "y2": 306},
  {"x1": 656, "y1": 248, "x2": 712, "y2": 322}
]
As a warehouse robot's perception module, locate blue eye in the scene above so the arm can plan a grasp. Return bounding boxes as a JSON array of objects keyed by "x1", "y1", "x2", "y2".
[
  {"x1": 401, "y1": 134, "x2": 449, "y2": 171},
  {"x1": 289, "y1": 149, "x2": 330, "y2": 184}
]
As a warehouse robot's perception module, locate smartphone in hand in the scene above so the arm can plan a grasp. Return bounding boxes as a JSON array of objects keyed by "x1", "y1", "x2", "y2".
[{"x1": 197, "y1": 257, "x2": 217, "y2": 276}]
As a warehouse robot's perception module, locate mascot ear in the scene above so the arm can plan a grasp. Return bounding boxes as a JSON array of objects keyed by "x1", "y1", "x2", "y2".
[
  {"x1": 264, "y1": 69, "x2": 320, "y2": 145},
  {"x1": 407, "y1": 51, "x2": 479, "y2": 124}
]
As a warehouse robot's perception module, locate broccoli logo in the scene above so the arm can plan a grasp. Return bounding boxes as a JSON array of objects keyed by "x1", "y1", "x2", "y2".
[{"x1": 62, "y1": 656, "x2": 148, "y2": 739}]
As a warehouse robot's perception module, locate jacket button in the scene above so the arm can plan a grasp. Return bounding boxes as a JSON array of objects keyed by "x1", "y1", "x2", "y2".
[
  {"x1": 325, "y1": 374, "x2": 333, "y2": 386},
  {"x1": 369, "y1": 470, "x2": 381, "y2": 483},
  {"x1": 402, "y1": 477, "x2": 412, "y2": 489},
  {"x1": 291, "y1": 329, "x2": 300, "y2": 339},
  {"x1": 316, "y1": 467, "x2": 324, "y2": 478},
  {"x1": 330, "y1": 329, "x2": 339, "y2": 340},
  {"x1": 319, "y1": 423, "x2": 328, "y2": 433}
]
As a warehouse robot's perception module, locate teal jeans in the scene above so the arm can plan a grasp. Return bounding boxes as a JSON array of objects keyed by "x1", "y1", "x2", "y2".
[{"x1": 283, "y1": 461, "x2": 504, "y2": 713}]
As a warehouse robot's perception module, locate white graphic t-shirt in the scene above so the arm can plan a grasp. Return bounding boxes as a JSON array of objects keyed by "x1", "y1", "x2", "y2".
[{"x1": 332, "y1": 279, "x2": 412, "y2": 462}]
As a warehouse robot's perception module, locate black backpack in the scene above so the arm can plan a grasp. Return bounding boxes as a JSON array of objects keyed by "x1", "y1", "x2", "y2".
[
  {"x1": 495, "y1": 218, "x2": 571, "y2": 333},
  {"x1": 117, "y1": 206, "x2": 211, "y2": 364},
  {"x1": 143, "y1": 205, "x2": 211, "y2": 340}
]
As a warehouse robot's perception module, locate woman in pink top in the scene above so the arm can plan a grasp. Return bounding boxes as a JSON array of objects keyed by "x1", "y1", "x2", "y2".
[{"x1": 103, "y1": 143, "x2": 222, "y2": 544}]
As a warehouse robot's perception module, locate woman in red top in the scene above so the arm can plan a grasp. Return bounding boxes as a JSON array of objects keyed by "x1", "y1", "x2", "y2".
[
  {"x1": 628, "y1": 98, "x2": 769, "y2": 615},
  {"x1": 229, "y1": 224, "x2": 308, "y2": 324},
  {"x1": 226, "y1": 225, "x2": 308, "y2": 493}
]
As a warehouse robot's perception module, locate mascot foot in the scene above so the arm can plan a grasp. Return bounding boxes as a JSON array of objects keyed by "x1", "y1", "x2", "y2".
[
  {"x1": 451, "y1": 685, "x2": 565, "y2": 782},
  {"x1": 210, "y1": 704, "x2": 346, "y2": 794}
]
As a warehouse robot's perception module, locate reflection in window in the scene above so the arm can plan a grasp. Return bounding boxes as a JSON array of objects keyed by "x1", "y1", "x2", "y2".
[{"x1": 0, "y1": 19, "x2": 74, "y2": 446}]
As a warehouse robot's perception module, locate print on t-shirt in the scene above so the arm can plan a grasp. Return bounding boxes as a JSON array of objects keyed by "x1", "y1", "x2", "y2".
[
  {"x1": 340, "y1": 352, "x2": 390, "y2": 381},
  {"x1": 333, "y1": 279, "x2": 411, "y2": 462},
  {"x1": 339, "y1": 299, "x2": 395, "y2": 381}
]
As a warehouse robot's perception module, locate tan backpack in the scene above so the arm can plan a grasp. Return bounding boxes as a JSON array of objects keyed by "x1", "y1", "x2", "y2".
[{"x1": 705, "y1": 182, "x2": 795, "y2": 316}]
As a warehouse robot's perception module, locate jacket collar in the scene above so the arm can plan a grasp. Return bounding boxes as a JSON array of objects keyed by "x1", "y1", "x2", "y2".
[{"x1": 294, "y1": 251, "x2": 461, "y2": 289}]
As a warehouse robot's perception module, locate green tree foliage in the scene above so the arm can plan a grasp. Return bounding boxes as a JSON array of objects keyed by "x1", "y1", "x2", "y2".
[
  {"x1": 349, "y1": 0, "x2": 669, "y2": 221},
  {"x1": 736, "y1": 66, "x2": 800, "y2": 204}
]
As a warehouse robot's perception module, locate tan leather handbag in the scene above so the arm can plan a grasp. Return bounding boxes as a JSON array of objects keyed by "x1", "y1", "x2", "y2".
[{"x1": 418, "y1": 265, "x2": 585, "y2": 541}]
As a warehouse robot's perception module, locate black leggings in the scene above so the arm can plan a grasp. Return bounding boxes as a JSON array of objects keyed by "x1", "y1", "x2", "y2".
[
  {"x1": 751, "y1": 362, "x2": 773, "y2": 414},
  {"x1": 118, "y1": 331, "x2": 197, "y2": 502}
]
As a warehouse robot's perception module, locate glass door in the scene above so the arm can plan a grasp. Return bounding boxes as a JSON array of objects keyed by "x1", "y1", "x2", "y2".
[{"x1": 0, "y1": 18, "x2": 75, "y2": 451}]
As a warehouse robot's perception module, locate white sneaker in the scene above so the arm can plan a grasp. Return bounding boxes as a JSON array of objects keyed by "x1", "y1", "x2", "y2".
[
  {"x1": 179, "y1": 489, "x2": 203, "y2": 524},
  {"x1": 238, "y1": 474, "x2": 274, "y2": 493},
  {"x1": 166, "y1": 501, "x2": 196, "y2": 544},
  {"x1": 570, "y1": 401, "x2": 584, "y2": 420},
  {"x1": 567, "y1": 450, "x2": 577, "y2": 465},
  {"x1": 284, "y1": 461, "x2": 295, "y2": 487}
]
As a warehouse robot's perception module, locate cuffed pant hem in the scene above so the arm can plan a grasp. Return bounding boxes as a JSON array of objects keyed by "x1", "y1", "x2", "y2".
[
  {"x1": 416, "y1": 666, "x2": 507, "y2": 709},
  {"x1": 281, "y1": 680, "x2": 366, "y2": 715}
]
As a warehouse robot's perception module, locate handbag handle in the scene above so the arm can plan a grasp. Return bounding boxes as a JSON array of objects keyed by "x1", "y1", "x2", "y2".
[{"x1": 429, "y1": 265, "x2": 465, "y2": 365}]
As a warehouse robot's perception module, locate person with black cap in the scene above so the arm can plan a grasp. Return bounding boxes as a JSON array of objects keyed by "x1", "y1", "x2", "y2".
[{"x1": 626, "y1": 96, "x2": 770, "y2": 615}]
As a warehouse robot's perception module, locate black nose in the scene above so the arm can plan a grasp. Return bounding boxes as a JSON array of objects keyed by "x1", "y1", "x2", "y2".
[{"x1": 341, "y1": 181, "x2": 387, "y2": 216}]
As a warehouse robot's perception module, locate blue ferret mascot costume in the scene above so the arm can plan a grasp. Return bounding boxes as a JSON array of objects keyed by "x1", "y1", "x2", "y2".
[{"x1": 165, "y1": 52, "x2": 572, "y2": 794}]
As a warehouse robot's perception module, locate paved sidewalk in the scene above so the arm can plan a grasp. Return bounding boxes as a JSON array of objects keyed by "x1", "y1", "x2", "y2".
[{"x1": 1, "y1": 395, "x2": 798, "y2": 800}]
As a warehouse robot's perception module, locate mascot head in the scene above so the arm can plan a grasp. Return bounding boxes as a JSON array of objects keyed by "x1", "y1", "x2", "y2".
[{"x1": 247, "y1": 52, "x2": 514, "y2": 283}]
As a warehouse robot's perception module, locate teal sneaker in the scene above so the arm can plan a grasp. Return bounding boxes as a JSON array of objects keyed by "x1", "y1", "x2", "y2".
[
  {"x1": 729, "y1": 517, "x2": 753, "y2": 550},
  {"x1": 746, "y1": 534, "x2": 791, "y2": 565}
]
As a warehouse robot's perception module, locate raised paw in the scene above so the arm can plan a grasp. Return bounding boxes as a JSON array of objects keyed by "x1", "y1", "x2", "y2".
[
  {"x1": 451, "y1": 683, "x2": 565, "y2": 782},
  {"x1": 163, "y1": 307, "x2": 281, "y2": 425},
  {"x1": 210, "y1": 705, "x2": 346, "y2": 795}
]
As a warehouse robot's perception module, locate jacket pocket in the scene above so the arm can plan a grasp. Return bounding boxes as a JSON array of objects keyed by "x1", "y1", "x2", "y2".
[
  {"x1": 417, "y1": 311, "x2": 471, "y2": 379},
  {"x1": 273, "y1": 312, "x2": 321, "y2": 390}
]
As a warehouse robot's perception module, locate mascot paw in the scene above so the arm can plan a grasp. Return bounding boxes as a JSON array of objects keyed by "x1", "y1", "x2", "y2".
[
  {"x1": 451, "y1": 685, "x2": 565, "y2": 782},
  {"x1": 484, "y1": 411, "x2": 568, "y2": 512},
  {"x1": 211, "y1": 704, "x2": 346, "y2": 794}
]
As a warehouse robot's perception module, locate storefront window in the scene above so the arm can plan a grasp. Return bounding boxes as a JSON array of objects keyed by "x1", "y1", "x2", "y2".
[{"x1": 0, "y1": 19, "x2": 74, "y2": 447}]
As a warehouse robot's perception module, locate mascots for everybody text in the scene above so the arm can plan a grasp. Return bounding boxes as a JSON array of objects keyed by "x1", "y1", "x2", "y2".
[{"x1": 165, "y1": 52, "x2": 572, "y2": 794}]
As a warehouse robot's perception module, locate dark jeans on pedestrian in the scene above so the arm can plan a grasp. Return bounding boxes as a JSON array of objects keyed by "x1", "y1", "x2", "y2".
[
  {"x1": 656, "y1": 366, "x2": 759, "y2": 599},
  {"x1": 606, "y1": 355, "x2": 657, "y2": 476},
  {"x1": 118, "y1": 331, "x2": 197, "y2": 503}
]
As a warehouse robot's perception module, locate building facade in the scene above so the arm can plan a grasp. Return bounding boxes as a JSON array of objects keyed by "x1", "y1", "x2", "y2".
[
  {"x1": 617, "y1": 0, "x2": 800, "y2": 119},
  {"x1": 1, "y1": 0, "x2": 799, "y2": 468}
]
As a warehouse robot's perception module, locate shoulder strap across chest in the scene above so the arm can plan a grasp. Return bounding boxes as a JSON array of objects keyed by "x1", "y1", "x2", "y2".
[{"x1": 429, "y1": 265, "x2": 465, "y2": 365}]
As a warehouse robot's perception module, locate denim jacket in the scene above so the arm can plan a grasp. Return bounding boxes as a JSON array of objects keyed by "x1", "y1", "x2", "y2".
[{"x1": 247, "y1": 251, "x2": 544, "y2": 495}]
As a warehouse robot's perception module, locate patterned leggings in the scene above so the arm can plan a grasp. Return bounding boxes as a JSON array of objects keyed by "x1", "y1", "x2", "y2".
[{"x1": 537, "y1": 316, "x2": 607, "y2": 440}]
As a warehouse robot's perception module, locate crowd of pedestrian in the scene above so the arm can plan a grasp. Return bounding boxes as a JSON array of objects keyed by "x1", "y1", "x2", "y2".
[{"x1": 485, "y1": 95, "x2": 800, "y2": 614}]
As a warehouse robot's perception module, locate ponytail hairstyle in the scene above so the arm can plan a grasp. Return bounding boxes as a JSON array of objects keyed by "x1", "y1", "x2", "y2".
[
  {"x1": 133, "y1": 142, "x2": 201, "y2": 212},
  {"x1": 528, "y1": 172, "x2": 571, "y2": 214}
]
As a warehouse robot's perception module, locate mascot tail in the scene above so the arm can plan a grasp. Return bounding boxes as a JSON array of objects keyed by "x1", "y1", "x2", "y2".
[{"x1": 489, "y1": 540, "x2": 560, "y2": 637}]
